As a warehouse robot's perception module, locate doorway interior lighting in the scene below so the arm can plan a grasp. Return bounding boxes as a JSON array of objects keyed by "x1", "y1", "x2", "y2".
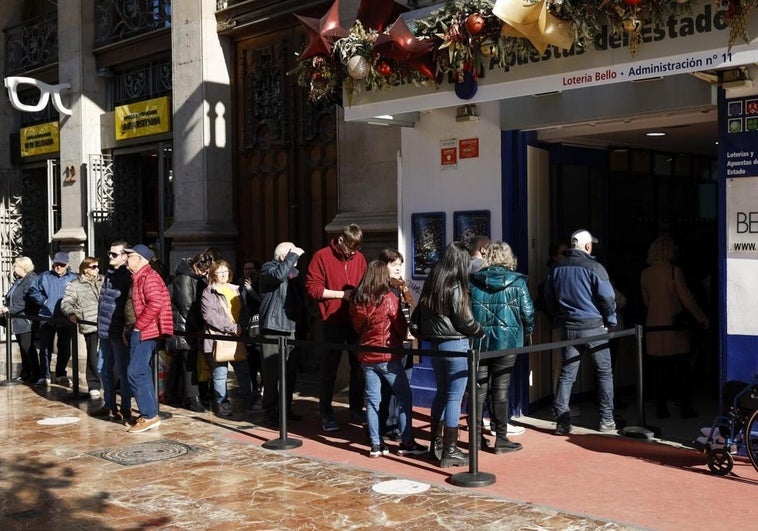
[
  {"x1": 645, "y1": 132, "x2": 667, "y2": 137},
  {"x1": 364, "y1": 112, "x2": 419, "y2": 127}
]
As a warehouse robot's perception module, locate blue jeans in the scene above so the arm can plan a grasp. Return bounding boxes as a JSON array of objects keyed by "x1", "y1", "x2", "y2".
[
  {"x1": 99, "y1": 336, "x2": 132, "y2": 413},
  {"x1": 553, "y1": 326, "x2": 614, "y2": 423},
  {"x1": 362, "y1": 359, "x2": 414, "y2": 446},
  {"x1": 128, "y1": 331, "x2": 158, "y2": 419},
  {"x1": 211, "y1": 358, "x2": 253, "y2": 409},
  {"x1": 427, "y1": 338, "x2": 469, "y2": 429}
]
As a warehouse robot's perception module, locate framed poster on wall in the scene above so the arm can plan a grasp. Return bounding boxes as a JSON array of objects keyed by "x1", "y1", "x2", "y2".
[
  {"x1": 411, "y1": 212, "x2": 446, "y2": 279},
  {"x1": 453, "y1": 210, "x2": 490, "y2": 246}
]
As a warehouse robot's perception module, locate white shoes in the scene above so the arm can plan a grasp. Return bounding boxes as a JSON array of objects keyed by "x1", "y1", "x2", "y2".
[
  {"x1": 89, "y1": 389, "x2": 101, "y2": 399},
  {"x1": 507, "y1": 423, "x2": 526, "y2": 436}
]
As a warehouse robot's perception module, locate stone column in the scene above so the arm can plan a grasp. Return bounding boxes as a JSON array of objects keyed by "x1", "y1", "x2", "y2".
[
  {"x1": 165, "y1": 0, "x2": 236, "y2": 268},
  {"x1": 56, "y1": 0, "x2": 107, "y2": 267}
]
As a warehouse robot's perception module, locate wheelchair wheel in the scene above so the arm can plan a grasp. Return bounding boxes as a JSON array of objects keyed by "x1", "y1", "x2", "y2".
[
  {"x1": 707, "y1": 448, "x2": 733, "y2": 476},
  {"x1": 746, "y1": 408, "x2": 758, "y2": 471}
]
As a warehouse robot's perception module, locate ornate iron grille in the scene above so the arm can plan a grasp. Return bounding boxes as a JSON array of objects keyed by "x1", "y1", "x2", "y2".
[
  {"x1": 94, "y1": 0, "x2": 172, "y2": 49},
  {"x1": 242, "y1": 42, "x2": 288, "y2": 151},
  {"x1": 0, "y1": 169, "x2": 24, "y2": 328},
  {"x1": 3, "y1": 13, "x2": 58, "y2": 75},
  {"x1": 19, "y1": 166, "x2": 54, "y2": 275},
  {"x1": 88, "y1": 153, "x2": 142, "y2": 259},
  {"x1": 113, "y1": 60, "x2": 172, "y2": 107},
  {"x1": 18, "y1": 90, "x2": 56, "y2": 127}
]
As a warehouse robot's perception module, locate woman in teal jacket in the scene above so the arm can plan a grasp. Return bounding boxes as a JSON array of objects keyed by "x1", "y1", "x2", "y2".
[{"x1": 469, "y1": 241, "x2": 534, "y2": 454}]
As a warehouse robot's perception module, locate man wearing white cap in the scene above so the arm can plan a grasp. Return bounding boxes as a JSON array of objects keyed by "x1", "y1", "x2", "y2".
[{"x1": 544, "y1": 229, "x2": 617, "y2": 435}]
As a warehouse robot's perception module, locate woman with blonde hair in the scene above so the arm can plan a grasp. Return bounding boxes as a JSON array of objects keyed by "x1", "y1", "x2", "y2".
[
  {"x1": 470, "y1": 241, "x2": 534, "y2": 453},
  {"x1": 641, "y1": 235, "x2": 708, "y2": 419},
  {"x1": 61, "y1": 257, "x2": 104, "y2": 397},
  {"x1": 0, "y1": 256, "x2": 38, "y2": 382},
  {"x1": 201, "y1": 259, "x2": 254, "y2": 417}
]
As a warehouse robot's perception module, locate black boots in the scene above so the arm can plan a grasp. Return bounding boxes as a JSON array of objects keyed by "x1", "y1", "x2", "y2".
[
  {"x1": 493, "y1": 436, "x2": 522, "y2": 454},
  {"x1": 440, "y1": 426, "x2": 468, "y2": 468},
  {"x1": 187, "y1": 396, "x2": 206, "y2": 413},
  {"x1": 429, "y1": 420, "x2": 444, "y2": 461}
]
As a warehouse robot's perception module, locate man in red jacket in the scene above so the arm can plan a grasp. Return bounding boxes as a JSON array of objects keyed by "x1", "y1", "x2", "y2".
[
  {"x1": 124, "y1": 244, "x2": 174, "y2": 433},
  {"x1": 306, "y1": 224, "x2": 367, "y2": 432}
]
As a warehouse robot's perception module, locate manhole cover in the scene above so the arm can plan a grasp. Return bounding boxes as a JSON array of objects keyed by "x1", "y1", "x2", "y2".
[
  {"x1": 90, "y1": 439, "x2": 199, "y2": 466},
  {"x1": 372, "y1": 479, "x2": 430, "y2": 495},
  {"x1": 38, "y1": 416, "x2": 81, "y2": 425}
]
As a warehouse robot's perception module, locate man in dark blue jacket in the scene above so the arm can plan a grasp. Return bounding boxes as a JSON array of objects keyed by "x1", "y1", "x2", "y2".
[
  {"x1": 545, "y1": 229, "x2": 617, "y2": 435},
  {"x1": 258, "y1": 242, "x2": 305, "y2": 427},
  {"x1": 28, "y1": 251, "x2": 77, "y2": 387},
  {"x1": 92, "y1": 241, "x2": 133, "y2": 423}
]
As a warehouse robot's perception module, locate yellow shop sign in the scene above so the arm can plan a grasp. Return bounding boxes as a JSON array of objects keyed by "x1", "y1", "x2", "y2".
[
  {"x1": 20, "y1": 121, "x2": 59, "y2": 157},
  {"x1": 115, "y1": 96, "x2": 171, "y2": 140}
]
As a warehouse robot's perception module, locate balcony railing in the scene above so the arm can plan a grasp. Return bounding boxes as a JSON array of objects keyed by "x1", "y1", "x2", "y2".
[
  {"x1": 94, "y1": 0, "x2": 171, "y2": 49},
  {"x1": 4, "y1": 13, "x2": 58, "y2": 75}
]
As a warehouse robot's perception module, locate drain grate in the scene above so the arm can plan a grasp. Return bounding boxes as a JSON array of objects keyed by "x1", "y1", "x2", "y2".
[{"x1": 90, "y1": 439, "x2": 200, "y2": 466}]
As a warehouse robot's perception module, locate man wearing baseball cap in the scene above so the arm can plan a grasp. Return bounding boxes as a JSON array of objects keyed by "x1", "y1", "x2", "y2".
[
  {"x1": 544, "y1": 229, "x2": 617, "y2": 435},
  {"x1": 27, "y1": 251, "x2": 77, "y2": 387},
  {"x1": 123, "y1": 244, "x2": 174, "y2": 433}
]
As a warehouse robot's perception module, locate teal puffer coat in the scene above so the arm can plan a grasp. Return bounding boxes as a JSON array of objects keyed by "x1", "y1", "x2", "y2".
[{"x1": 469, "y1": 265, "x2": 535, "y2": 352}]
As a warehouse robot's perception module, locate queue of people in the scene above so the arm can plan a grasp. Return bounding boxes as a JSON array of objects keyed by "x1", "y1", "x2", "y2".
[{"x1": 0, "y1": 225, "x2": 710, "y2": 461}]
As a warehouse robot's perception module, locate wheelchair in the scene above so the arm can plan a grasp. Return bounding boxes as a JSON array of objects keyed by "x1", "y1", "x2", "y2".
[{"x1": 694, "y1": 377, "x2": 758, "y2": 475}]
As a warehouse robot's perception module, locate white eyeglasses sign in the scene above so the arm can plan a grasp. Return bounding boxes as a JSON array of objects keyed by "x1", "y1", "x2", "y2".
[{"x1": 4, "y1": 76, "x2": 73, "y2": 116}]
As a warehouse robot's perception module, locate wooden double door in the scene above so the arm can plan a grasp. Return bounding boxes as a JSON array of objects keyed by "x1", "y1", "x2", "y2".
[{"x1": 234, "y1": 30, "x2": 338, "y2": 264}]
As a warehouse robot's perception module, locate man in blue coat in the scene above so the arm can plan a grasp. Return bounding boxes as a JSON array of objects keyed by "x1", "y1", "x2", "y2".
[
  {"x1": 28, "y1": 251, "x2": 77, "y2": 386},
  {"x1": 544, "y1": 229, "x2": 617, "y2": 435}
]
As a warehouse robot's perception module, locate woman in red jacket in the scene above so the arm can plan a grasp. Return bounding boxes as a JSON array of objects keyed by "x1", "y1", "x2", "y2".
[{"x1": 350, "y1": 261, "x2": 425, "y2": 458}]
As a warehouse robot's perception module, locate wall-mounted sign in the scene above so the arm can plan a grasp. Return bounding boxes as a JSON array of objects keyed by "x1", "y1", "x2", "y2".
[
  {"x1": 115, "y1": 96, "x2": 171, "y2": 140},
  {"x1": 459, "y1": 137, "x2": 479, "y2": 159},
  {"x1": 20, "y1": 121, "x2": 59, "y2": 157},
  {"x1": 440, "y1": 139, "x2": 457, "y2": 170}
]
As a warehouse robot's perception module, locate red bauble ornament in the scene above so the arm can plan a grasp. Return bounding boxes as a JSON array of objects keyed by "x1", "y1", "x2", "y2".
[
  {"x1": 377, "y1": 60, "x2": 392, "y2": 77},
  {"x1": 311, "y1": 71, "x2": 323, "y2": 81},
  {"x1": 465, "y1": 13, "x2": 485, "y2": 36},
  {"x1": 624, "y1": 0, "x2": 642, "y2": 6}
]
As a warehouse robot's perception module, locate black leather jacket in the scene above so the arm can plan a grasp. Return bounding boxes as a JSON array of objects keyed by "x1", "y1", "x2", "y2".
[{"x1": 412, "y1": 284, "x2": 483, "y2": 340}]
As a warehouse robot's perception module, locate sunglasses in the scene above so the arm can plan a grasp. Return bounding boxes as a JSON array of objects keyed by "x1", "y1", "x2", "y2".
[
  {"x1": 108, "y1": 252, "x2": 124, "y2": 258},
  {"x1": 53, "y1": 263, "x2": 67, "y2": 267},
  {"x1": 87, "y1": 265, "x2": 99, "y2": 269}
]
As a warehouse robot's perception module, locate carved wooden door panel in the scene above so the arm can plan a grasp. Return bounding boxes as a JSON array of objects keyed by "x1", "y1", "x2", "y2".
[{"x1": 235, "y1": 30, "x2": 337, "y2": 263}]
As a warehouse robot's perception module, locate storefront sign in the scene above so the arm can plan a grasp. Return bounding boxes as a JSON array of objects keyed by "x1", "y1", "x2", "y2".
[
  {"x1": 20, "y1": 121, "x2": 59, "y2": 157},
  {"x1": 440, "y1": 139, "x2": 457, "y2": 169},
  {"x1": 115, "y1": 96, "x2": 171, "y2": 140},
  {"x1": 459, "y1": 138, "x2": 479, "y2": 159},
  {"x1": 345, "y1": 1, "x2": 758, "y2": 121}
]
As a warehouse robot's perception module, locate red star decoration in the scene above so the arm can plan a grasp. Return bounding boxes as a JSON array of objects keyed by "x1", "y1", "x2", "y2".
[
  {"x1": 295, "y1": 0, "x2": 349, "y2": 60},
  {"x1": 356, "y1": 0, "x2": 408, "y2": 33},
  {"x1": 372, "y1": 17, "x2": 435, "y2": 80}
]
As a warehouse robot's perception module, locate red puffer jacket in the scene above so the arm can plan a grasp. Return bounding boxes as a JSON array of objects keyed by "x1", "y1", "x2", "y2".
[
  {"x1": 131, "y1": 264, "x2": 173, "y2": 341},
  {"x1": 349, "y1": 292, "x2": 407, "y2": 364}
]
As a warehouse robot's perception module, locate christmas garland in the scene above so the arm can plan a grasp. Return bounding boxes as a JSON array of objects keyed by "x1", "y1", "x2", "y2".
[{"x1": 294, "y1": 0, "x2": 757, "y2": 103}]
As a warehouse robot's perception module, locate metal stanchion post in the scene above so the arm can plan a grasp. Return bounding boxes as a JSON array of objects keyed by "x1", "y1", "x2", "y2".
[
  {"x1": 451, "y1": 348, "x2": 495, "y2": 488},
  {"x1": 621, "y1": 325, "x2": 654, "y2": 439},
  {"x1": 1, "y1": 317, "x2": 21, "y2": 386},
  {"x1": 263, "y1": 335, "x2": 302, "y2": 450}
]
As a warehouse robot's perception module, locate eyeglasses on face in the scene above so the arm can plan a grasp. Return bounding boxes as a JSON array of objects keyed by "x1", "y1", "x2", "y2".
[
  {"x1": 53, "y1": 263, "x2": 67, "y2": 267},
  {"x1": 87, "y1": 265, "x2": 99, "y2": 269},
  {"x1": 108, "y1": 251, "x2": 124, "y2": 258},
  {"x1": 216, "y1": 270, "x2": 230, "y2": 275}
]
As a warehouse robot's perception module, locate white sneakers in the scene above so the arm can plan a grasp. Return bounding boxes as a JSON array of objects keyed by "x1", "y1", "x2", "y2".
[{"x1": 89, "y1": 389, "x2": 101, "y2": 399}]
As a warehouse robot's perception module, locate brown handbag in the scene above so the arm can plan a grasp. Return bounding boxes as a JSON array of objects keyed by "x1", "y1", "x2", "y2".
[{"x1": 212, "y1": 337, "x2": 247, "y2": 362}]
